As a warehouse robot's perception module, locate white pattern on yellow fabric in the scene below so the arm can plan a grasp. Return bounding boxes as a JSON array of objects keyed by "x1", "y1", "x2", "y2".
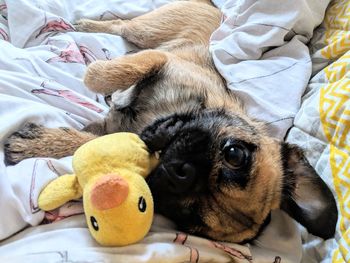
[
  {"x1": 321, "y1": 0, "x2": 350, "y2": 60},
  {"x1": 319, "y1": 0, "x2": 350, "y2": 261}
]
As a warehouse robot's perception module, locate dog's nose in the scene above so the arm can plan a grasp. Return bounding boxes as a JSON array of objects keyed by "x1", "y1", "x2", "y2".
[{"x1": 160, "y1": 162, "x2": 196, "y2": 193}]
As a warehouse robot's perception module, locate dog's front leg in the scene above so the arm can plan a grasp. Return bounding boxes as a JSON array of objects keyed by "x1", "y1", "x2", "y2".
[{"x1": 4, "y1": 123, "x2": 97, "y2": 165}]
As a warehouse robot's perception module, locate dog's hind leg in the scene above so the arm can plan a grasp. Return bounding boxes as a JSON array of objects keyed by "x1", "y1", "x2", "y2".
[
  {"x1": 75, "y1": 1, "x2": 220, "y2": 50},
  {"x1": 4, "y1": 123, "x2": 97, "y2": 165}
]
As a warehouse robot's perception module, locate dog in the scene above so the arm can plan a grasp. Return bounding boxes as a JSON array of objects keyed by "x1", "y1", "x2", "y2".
[{"x1": 4, "y1": 0, "x2": 337, "y2": 243}]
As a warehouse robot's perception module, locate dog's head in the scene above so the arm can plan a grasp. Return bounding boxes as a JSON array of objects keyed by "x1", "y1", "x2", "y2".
[{"x1": 141, "y1": 110, "x2": 338, "y2": 242}]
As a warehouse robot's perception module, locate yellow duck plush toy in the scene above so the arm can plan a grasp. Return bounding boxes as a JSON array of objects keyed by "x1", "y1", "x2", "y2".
[{"x1": 38, "y1": 132, "x2": 159, "y2": 246}]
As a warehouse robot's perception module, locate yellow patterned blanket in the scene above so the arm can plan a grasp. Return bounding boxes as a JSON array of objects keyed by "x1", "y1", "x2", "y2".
[{"x1": 287, "y1": 0, "x2": 350, "y2": 261}]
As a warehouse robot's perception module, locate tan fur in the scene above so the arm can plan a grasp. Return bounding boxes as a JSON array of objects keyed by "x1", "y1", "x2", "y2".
[{"x1": 75, "y1": 1, "x2": 221, "y2": 50}]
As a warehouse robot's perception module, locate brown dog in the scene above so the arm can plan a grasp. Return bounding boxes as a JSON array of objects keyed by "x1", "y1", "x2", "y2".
[{"x1": 4, "y1": 0, "x2": 337, "y2": 243}]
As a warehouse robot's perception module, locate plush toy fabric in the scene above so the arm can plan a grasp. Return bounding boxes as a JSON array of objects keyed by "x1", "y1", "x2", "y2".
[{"x1": 38, "y1": 133, "x2": 159, "y2": 246}]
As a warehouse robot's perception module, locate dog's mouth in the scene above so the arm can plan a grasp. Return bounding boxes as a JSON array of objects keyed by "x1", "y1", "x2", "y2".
[{"x1": 153, "y1": 162, "x2": 197, "y2": 194}]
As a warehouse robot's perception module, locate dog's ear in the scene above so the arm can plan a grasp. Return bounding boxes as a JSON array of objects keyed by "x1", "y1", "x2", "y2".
[
  {"x1": 84, "y1": 50, "x2": 168, "y2": 95},
  {"x1": 280, "y1": 143, "x2": 338, "y2": 239}
]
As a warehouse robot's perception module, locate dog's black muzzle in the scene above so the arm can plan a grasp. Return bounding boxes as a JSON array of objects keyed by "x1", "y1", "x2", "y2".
[{"x1": 141, "y1": 113, "x2": 214, "y2": 196}]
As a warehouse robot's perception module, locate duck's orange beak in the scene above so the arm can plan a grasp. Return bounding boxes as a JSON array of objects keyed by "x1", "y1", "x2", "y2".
[{"x1": 90, "y1": 174, "x2": 129, "y2": 210}]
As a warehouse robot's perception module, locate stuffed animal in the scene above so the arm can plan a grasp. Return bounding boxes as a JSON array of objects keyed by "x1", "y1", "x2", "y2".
[{"x1": 38, "y1": 132, "x2": 159, "y2": 246}]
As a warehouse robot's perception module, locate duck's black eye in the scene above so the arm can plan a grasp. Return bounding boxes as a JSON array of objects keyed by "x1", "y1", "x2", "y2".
[
  {"x1": 138, "y1": 196, "x2": 147, "y2": 212},
  {"x1": 90, "y1": 216, "x2": 99, "y2": 231},
  {"x1": 223, "y1": 143, "x2": 248, "y2": 169}
]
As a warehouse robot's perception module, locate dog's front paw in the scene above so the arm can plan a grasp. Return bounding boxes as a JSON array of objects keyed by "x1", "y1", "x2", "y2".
[
  {"x1": 141, "y1": 114, "x2": 189, "y2": 152},
  {"x1": 4, "y1": 123, "x2": 45, "y2": 165}
]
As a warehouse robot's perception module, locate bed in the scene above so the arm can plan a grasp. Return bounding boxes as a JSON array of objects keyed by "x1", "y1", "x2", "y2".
[{"x1": 0, "y1": 0, "x2": 348, "y2": 262}]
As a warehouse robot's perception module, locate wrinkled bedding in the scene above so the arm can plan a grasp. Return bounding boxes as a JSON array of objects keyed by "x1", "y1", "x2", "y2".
[
  {"x1": 0, "y1": 0, "x2": 348, "y2": 262},
  {"x1": 210, "y1": 0, "x2": 330, "y2": 139},
  {"x1": 287, "y1": 0, "x2": 350, "y2": 261}
]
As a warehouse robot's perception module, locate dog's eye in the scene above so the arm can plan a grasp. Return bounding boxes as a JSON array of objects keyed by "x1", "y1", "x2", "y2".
[
  {"x1": 223, "y1": 144, "x2": 247, "y2": 169},
  {"x1": 104, "y1": 94, "x2": 112, "y2": 106}
]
